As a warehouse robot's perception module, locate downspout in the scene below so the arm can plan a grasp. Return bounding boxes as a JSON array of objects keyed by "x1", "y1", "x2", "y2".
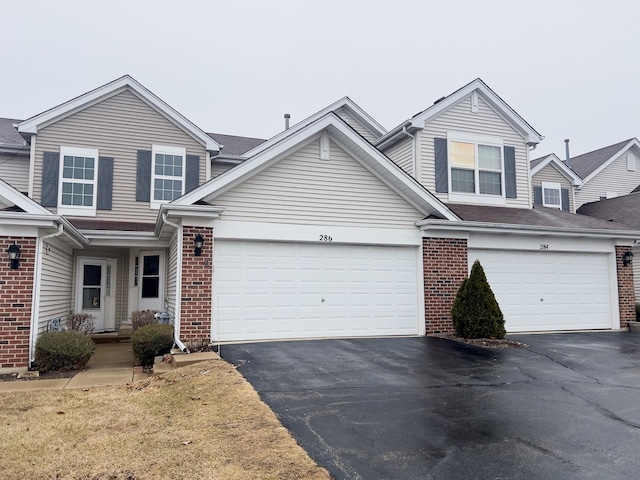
[
  {"x1": 161, "y1": 212, "x2": 188, "y2": 353},
  {"x1": 400, "y1": 126, "x2": 417, "y2": 178},
  {"x1": 29, "y1": 223, "x2": 64, "y2": 366}
]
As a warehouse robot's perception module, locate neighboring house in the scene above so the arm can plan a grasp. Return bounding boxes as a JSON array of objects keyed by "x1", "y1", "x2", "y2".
[
  {"x1": 0, "y1": 117, "x2": 30, "y2": 195},
  {"x1": 568, "y1": 138, "x2": 640, "y2": 209},
  {"x1": 530, "y1": 153, "x2": 583, "y2": 213},
  {"x1": 0, "y1": 75, "x2": 637, "y2": 372}
]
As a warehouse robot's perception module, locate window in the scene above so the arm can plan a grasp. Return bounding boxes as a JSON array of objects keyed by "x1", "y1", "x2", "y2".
[
  {"x1": 627, "y1": 154, "x2": 636, "y2": 171},
  {"x1": 58, "y1": 146, "x2": 99, "y2": 216},
  {"x1": 151, "y1": 145, "x2": 186, "y2": 204},
  {"x1": 449, "y1": 133, "x2": 503, "y2": 199},
  {"x1": 541, "y1": 182, "x2": 561, "y2": 209}
]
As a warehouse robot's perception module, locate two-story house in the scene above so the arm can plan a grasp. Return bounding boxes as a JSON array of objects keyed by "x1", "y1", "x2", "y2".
[{"x1": 0, "y1": 76, "x2": 636, "y2": 371}]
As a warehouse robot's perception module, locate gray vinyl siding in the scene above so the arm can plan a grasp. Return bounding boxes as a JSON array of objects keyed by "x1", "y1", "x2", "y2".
[
  {"x1": 532, "y1": 164, "x2": 575, "y2": 213},
  {"x1": 212, "y1": 137, "x2": 424, "y2": 227},
  {"x1": 165, "y1": 231, "x2": 178, "y2": 318},
  {"x1": 38, "y1": 238, "x2": 73, "y2": 334},
  {"x1": 575, "y1": 149, "x2": 640, "y2": 208},
  {"x1": 0, "y1": 153, "x2": 30, "y2": 193},
  {"x1": 211, "y1": 162, "x2": 236, "y2": 178},
  {"x1": 384, "y1": 137, "x2": 414, "y2": 176},
  {"x1": 418, "y1": 94, "x2": 530, "y2": 208},
  {"x1": 334, "y1": 107, "x2": 379, "y2": 143},
  {"x1": 33, "y1": 89, "x2": 207, "y2": 223}
]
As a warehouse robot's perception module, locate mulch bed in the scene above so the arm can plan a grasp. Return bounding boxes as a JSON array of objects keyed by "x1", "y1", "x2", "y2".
[{"x1": 432, "y1": 333, "x2": 528, "y2": 349}]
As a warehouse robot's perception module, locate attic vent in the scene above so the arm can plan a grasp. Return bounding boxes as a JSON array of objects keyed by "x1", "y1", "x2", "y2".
[
  {"x1": 433, "y1": 96, "x2": 446, "y2": 105},
  {"x1": 627, "y1": 153, "x2": 635, "y2": 171}
]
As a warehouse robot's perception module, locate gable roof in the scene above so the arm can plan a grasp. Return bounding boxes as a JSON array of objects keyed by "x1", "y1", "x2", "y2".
[
  {"x1": 577, "y1": 192, "x2": 640, "y2": 229},
  {"x1": 0, "y1": 117, "x2": 29, "y2": 155},
  {"x1": 377, "y1": 78, "x2": 543, "y2": 150},
  {"x1": 530, "y1": 153, "x2": 583, "y2": 185},
  {"x1": 242, "y1": 97, "x2": 387, "y2": 158},
  {"x1": 17, "y1": 75, "x2": 221, "y2": 152},
  {"x1": 208, "y1": 133, "x2": 266, "y2": 156},
  {"x1": 0, "y1": 176, "x2": 52, "y2": 215},
  {"x1": 569, "y1": 138, "x2": 640, "y2": 181},
  {"x1": 173, "y1": 112, "x2": 458, "y2": 221}
]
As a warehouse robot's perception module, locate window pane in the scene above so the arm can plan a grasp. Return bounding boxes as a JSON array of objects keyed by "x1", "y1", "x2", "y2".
[
  {"x1": 64, "y1": 156, "x2": 73, "y2": 167},
  {"x1": 451, "y1": 168, "x2": 475, "y2": 193},
  {"x1": 83, "y1": 287, "x2": 101, "y2": 309},
  {"x1": 84, "y1": 264, "x2": 102, "y2": 286},
  {"x1": 478, "y1": 145, "x2": 501, "y2": 170},
  {"x1": 450, "y1": 142, "x2": 475, "y2": 168},
  {"x1": 544, "y1": 188, "x2": 561, "y2": 206},
  {"x1": 143, "y1": 255, "x2": 160, "y2": 276},
  {"x1": 141, "y1": 278, "x2": 160, "y2": 298},
  {"x1": 479, "y1": 171, "x2": 502, "y2": 195}
]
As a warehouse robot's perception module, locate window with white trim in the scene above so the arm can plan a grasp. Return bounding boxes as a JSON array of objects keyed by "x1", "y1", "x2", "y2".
[
  {"x1": 449, "y1": 134, "x2": 503, "y2": 197},
  {"x1": 541, "y1": 181, "x2": 561, "y2": 209},
  {"x1": 58, "y1": 146, "x2": 99, "y2": 216},
  {"x1": 151, "y1": 145, "x2": 186, "y2": 204}
]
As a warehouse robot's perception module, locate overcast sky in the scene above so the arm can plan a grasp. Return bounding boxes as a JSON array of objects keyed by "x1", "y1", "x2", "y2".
[{"x1": 2, "y1": 0, "x2": 639, "y2": 158}]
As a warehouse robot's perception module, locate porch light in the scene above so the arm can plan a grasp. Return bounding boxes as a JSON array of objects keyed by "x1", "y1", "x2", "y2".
[
  {"x1": 194, "y1": 233, "x2": 204, "y2": 257},
  {"x1": 623, "y1": 250, "x2": 634, "y2": 267},
  {"x1": 7, "y1": 243, "x2": 20, "y2": 270}
]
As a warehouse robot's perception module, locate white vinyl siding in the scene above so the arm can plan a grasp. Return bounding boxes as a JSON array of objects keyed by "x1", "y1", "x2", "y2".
[
  {"x1": 532, "y1": 163, "x2": 575, "y2": 212},
  {"x1": 211, "y1": 162, "x2": 236, "y2": 178},
  {"x1": 33, "y1": 89, "x2": 207, "y2": 223},
  {"x1": 384, "y1": 137, "x2": 414, "y2": 175},
  {"x1": 37, "y1": 239, "x2": 73, "y2": 334},
  {"x1": 0, "y1": 153, "x2": 30, "y2": 193},
  {"x1": 575, "y1": 149, "x2": 640, "y2": 208},
  {"x1": 211, "y1": 138, "x2": 424, "y2": 228},
  {"x1": 334, "y1": 107, "x2": 379, "y2": 143},
  {"x1": 165, "y1": 231, "x2": 179, "y2": 318},
  {"x1": 418, "y1": 94, "x2": 530, "y2": 208}
]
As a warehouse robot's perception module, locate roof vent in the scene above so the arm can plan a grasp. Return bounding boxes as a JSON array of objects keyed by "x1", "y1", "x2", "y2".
[
  {"x1": 564, "y1": 139, "x2": 571, "y2": 167},
  {"x1": 433, "y1": 96, "x2": 446, "y2": 105},
  {"x1": 284, "y1": 113, "x2": 291, "y2": 130}
]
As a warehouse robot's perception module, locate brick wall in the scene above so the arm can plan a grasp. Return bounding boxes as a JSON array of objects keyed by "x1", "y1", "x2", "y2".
[
  {"x1": 615, "y1": 246, "x2": 636, "y2": 329},
  {"x1": 179, "y1": 226, "x2": 212, "y2": 347},
  {"x1": 0, "y1": 236, "x2": 36, "y2": 369},
  {"x1": 423, "y1": 237, "x2": 468, "y2": 334}
]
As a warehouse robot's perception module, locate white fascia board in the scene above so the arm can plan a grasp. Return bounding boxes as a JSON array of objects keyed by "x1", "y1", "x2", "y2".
[
  {"x1": 409, "y1": 79, "x2": 543, "y2": 145},
  {"x1": 243, "y1": 97, "x2": 386, "y2": 158},
  {"x1": 417, "y1": 218, "x2": 640, "y2": 241},
  {"x1": 85, "y1": 232, "x2": 169, "y2": 248},
  {"x1": 0, "y1": 177, "x2": 52, "y2": 215},
  {"x1": 531, "y1": 154, "x2": 583, "y2": 186},
  {"x1": 581, "y1": 138, "x2": 640, "y2": 184},
  {"x1": 17, "y1": 75, "x2": 220, "y2": 152},
  {"x1": 0, "y1": 213, "x2": 88, "y2": 247},
  {"x1": 155, "y1": 204, "x2": 224, "y2": 236}
]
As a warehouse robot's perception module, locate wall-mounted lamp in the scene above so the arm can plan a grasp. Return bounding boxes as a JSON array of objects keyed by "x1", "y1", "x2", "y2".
[
  {"x1": 623, "y1": 250, "x2": 634, "y2": 267},
  {"x1": 7, "y1": 243, "x2": 20, "y2": 269},
  {"x1": 194, "y1": 233, "x2": 204, "y2": 257}
]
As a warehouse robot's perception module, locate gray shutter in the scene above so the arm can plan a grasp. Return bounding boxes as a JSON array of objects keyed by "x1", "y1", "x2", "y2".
[
  {"x1": 434, "y1": 137, "x2": 448, "y2": 193},
  {"x1": 136, "y1": 150, "x2": 152, "y2": 202},
  {"x1": 41, "y1": 152, "x2": 60, "y2": 207},
  {"x1": 185, "y1": 155, "x2": 200, "y2": 193},
  {"x1": 504, "y1": 146, "x2": 517, "y2": 198},
  {"x1": 97, "y1": 157, "x2": 114, "y2": 210},
  {"x1": 561, "y1": 188, "x2": 570, "y2": 212},
  {"x1": 533, "y1": 186, "x2": 542, "y2": 206}
]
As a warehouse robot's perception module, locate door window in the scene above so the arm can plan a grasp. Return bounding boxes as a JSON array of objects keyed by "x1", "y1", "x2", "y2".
[
  {"x1": 82, "y1": 264, "x2": 101, "y2": 309},
  {"x1": 141, "y1": 255, "x2": 160, "y2": 298}
]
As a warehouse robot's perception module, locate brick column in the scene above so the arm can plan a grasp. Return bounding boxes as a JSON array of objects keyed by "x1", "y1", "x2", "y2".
[
  {"x1": 0, "y1": 236, "x2": 36, "y2": 369},
  {"x1": 423, "y1": 237, "x2": 468, "y2": 334},
  {"x1": 180, "y1": 226, "x2": 212, "y2": 347},
  {"x1": 615, "y1": 246, "x2": 635, "y2": 329}
]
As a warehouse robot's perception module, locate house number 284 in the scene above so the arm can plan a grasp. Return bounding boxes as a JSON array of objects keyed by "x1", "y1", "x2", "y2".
[
  {"x1": 319, "y1": 235, "x2": 333, "y2": 242},
  {"x1": 540, "y1": 244, "x2": 549, "y2": 250}
]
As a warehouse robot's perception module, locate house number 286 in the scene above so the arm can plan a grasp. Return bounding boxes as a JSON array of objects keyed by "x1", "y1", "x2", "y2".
[{"x1": 319, "y1": 235, "x2": 333, "y2": 242}]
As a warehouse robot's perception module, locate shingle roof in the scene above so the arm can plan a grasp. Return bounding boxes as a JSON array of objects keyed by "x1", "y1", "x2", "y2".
[
  {"x1": 577, "y1": 193, "x2": 640, "y2": 229},
  {"x1": 569, "y1": 138, "x2": 633, "y2": 179},
  {"x1": 530, "y1": 156, "x2": 548, "y2": 169},
  {"x1": 0, "y1": 117, "x2": 25, "y2": 147},
  {"x1": 446, "y1": 203, "x2": 633, "y2": 231},
  {"x1": 207, "y1": 133, "x2": 266, "y2": 156}
]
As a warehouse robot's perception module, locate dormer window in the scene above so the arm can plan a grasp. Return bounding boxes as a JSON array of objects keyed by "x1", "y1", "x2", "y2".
[{"x1": 542, "y1": 182, "x2": 562, "y2": 209}]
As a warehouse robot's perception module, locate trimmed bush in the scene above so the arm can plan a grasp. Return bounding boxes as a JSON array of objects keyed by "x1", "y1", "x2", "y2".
[
  {"x1": 131, "y1": 310, "x2": 159, "y2": 331},
  {"x1": 132, "y1": 324, "x2": 174, "y2": 367},
  {"x1": 35, "y1": 331, "x2": 95, "y2": 372},
  {"x1": 452, "y1": 260, "x2": 506, "y2": 339}
]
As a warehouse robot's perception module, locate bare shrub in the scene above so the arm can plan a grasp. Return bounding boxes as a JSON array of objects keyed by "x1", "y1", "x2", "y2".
[
  {"x1": 66, "y1": 312, "x2": 95, "y2": 335},
  {"x1": 131, "y1": 310, "x2": 159, "y2": 331}
]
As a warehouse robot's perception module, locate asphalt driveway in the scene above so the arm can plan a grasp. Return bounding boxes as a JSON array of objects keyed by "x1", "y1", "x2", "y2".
[{"x1": 221, "y1": 333, "x2": 640, "y2": 480}]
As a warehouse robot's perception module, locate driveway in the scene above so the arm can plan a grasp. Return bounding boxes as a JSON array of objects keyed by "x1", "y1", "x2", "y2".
[{"x1": 221, "y1": 333, "x2": 640, "y2": 480}]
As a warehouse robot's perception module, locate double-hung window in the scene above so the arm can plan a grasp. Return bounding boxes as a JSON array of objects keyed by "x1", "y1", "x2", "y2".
[
  {"x1": 58, "y1": 146, "x2": 99, "y2": 216},
  {"x1": 151, "y1": 145, "x2": 186, "y2": 204},
  {"x1": 541, "y1": 182, "x2": 562, "y2": 209}
]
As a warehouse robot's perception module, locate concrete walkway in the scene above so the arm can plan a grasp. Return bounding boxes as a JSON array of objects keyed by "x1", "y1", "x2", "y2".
[{"x1": 0, "y1": 342, "x2": 150, "y2": 393}]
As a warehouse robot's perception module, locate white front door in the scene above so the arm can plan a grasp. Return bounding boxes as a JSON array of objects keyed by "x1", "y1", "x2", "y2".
[
  {"x1": 138, "y1": 250, "x2": 164, "y2": 311},
  {"x1": 76, "y1": 258, "x2": 106, "y2": 332}
]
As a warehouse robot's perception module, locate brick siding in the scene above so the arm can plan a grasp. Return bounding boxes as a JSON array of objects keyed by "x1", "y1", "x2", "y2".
[
  {"x1": 423, "y1": 237, "x2": 468, "y2": 334},
  {"x1": 179, "y1": 226, "x2": 212, "y2": 347},
  {"x1": 615, "y1": 246, "x2": 636, "y2": 329},
  {"x1": 0, "y1": 236, "x2": 36, "y2": 369}
]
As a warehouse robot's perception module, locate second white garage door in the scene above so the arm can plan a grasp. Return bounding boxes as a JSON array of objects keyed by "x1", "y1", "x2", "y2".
[
  {"x1": 213, "y1": 241, "x2": 419, "y2": 341},
  {"x1": 468, "y1": 249, "x2": 613, "y2": 332}
]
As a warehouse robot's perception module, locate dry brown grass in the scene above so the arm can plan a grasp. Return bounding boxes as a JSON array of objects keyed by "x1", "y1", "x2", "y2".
[{"x1": 0, "y1": 358, "x2": 331, "y2": 480}]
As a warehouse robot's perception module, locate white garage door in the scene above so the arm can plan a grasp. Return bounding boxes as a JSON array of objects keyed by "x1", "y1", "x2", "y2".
[
  {"x1": 213, "y1": 241, "x2": 419, "y2": 341},
  {"x1": 468, "y1": 250, "x2": 613, "y2": 332}
]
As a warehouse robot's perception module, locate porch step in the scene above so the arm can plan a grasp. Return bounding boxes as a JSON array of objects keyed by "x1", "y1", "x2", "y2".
[{"x1": 152, "y1": 351, "x2": 220, "y2": 375}]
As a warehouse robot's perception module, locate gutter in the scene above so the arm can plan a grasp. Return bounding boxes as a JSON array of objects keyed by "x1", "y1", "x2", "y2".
[
  {"x1": 400, "y1": 126, "x2": 416, "y2": 177},
  {"x1": 161, "y1": 212, "x2": 189, "y2": 353},
  {"x1": 29, "y1": 223, "x2": 64, "y2": 366}
]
